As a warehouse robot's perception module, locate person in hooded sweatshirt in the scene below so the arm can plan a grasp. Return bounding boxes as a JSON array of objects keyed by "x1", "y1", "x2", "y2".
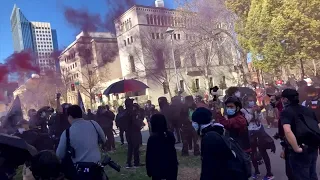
[
  {"x1": 192, "y1": 107, "x2": 248, "y2": 180},
  {"x1": 146, "y1": 114, "x2": 178, "y2": 180}
]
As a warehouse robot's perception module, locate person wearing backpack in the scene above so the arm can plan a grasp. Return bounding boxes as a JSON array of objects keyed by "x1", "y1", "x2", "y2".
[
  {"x1": 281, "y1": 89, "x2": 320, "y2": 180},
  {"x1": 192, "y1": 107, "x2": 250, "y2": 180}
]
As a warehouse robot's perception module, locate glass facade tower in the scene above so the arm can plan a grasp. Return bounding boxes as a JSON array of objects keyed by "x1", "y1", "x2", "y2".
[{"x1": 10, "y1": 4, "x2": 34, "y2": 52}]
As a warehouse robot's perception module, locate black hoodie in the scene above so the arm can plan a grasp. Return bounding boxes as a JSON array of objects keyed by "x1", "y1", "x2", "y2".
[{"x1": 146, "y1": 114, "x2": 178, "y2": 179}]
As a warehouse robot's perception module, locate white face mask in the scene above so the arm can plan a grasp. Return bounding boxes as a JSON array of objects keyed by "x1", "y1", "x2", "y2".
[
  {"x1": 235, "y1": 91, "x2": 241, "y2": 98},
  {"x1": 18, "y1": 128, "x2": 25, "y2": 134}
]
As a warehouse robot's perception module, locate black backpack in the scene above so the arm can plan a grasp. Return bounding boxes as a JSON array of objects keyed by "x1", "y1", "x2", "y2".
[
  {"x1": 222, "y1": 136, "x2": 252, "y2": 178},
  {"x1": 287, "y1": 106, "x2": 320, "y2": 146}
]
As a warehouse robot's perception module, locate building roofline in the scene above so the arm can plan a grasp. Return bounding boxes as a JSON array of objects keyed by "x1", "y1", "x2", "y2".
[
  {"x1": 10, "y1": 4, "x2": 18, "y2": 21},
  {"x1": 114, "y1": 4, "x2": 178, "y2": 22}
]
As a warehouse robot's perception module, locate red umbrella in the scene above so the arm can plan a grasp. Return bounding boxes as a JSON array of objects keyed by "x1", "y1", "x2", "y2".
[{"x1": 103, "y1": 79, "x2": 149, "y2": 95}]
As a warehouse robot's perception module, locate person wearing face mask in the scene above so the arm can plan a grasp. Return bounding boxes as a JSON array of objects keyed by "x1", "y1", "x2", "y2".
[
  {"x1": 265, "y1": 95, "x2": 280, "y2": 128},
  {"x1": 243, "y1": 95, "x2": 275, "y2": 180},
  {"x1": 301, "y1": 86, "x2": 320, "y2": 123},
  {"x1": 216, "y1": 96, "x2": 250, "y2": 152},
  {"x1": 192, "y1": 107, "x2": 250, "y2": 180}
]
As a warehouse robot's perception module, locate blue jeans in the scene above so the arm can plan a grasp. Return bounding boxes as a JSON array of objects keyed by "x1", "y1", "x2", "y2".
[{"x1": 288, "y1": 148, "x2": 318, "y2": 180}]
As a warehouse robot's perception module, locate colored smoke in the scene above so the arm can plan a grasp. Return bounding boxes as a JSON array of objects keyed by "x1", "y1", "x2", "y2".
[
  {"x1": 64, "y1": 7, "x2": 103, "y2": 33},
  {"x1": 0, "y1": 51, "x2": 39, "y2": 83}
]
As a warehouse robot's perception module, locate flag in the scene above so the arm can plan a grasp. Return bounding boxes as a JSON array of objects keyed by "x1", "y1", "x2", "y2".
[
  {"x1": 4, "y1": 96, "x2": 23, "y2": 126},
  {"x1": 77, "y1": 90, "x2": 85, "y2": 113}
]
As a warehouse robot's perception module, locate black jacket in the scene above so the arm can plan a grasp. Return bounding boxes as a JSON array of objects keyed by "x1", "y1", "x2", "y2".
[
  {"x1": 201, "y1": 131, "x2": 248, "y2": 180},
  {"x1": 146, "y1": 131, "x2": 178, "y2": 178}
]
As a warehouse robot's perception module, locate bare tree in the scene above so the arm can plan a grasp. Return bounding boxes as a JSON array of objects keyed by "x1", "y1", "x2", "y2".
[{"x1": 175, "y1": 0, "x2": 251, "y2": 86}]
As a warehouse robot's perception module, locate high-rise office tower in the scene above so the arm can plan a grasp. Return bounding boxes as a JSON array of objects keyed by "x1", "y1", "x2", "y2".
[
  {"x1": 10, "y1": 4, "x2": 34, "y2": 52},
  {"x1": 10, "y1": 4, "x2": 59, "y2": 73}
]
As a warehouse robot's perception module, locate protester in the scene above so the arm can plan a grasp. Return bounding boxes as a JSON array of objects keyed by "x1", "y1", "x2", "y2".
[
  {"x1": 123, "y1": 99, "x2": 144, "y2": 168},
  {"x1": 243, "y1": 95, "x2": 275, "y2": 180},
  {"x1": 84, "y1": 109, "x2": 95, "y2": 120},
  {"x1": 96, "y1": 105, "x2": 116, "y2": 151},
  {"x1": 56, "y1": 105, "x2": 106, "y2": 180},
  {"x1": 280, "y1": 89, "x2": 320, "y2": 180},
  {"x1": 30, "y1": 150, "x2": 64, "y2": 180},
  {"x1": 192, "y1": 107, "x2": 249, "y2": 180},
  {"x1": 302, "y1": 85, "x2": 320, "y2": 122},
  {"x1": 265, "y1": 95, "x2": 280, "y2": 128},
  {"x1": 28, "y1": 109, "x2": 38, "y2": 129},
  {"x1": 146, "y1": 114, "x2": 178, "y2": 180},
  {"x1": 183, "y1": 96, "x2": 200, "y2": 156},
  {"x1": 115, "y1": 106, "x2": 126, "y2": 145},
  {"x1": 170, "y1": 96, "x2": 184, "y2": 144},
  {"x1": 216, "y1": 96, "x2": 251, "y2": 152},
  {"x1": 144, "y1": 100, "x2": 158, "y2": 134}
]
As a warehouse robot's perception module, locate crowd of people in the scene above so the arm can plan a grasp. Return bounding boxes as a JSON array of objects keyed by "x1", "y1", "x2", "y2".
[{"x1": 0, "y1": 80, "x2": 320, "y2": 180}]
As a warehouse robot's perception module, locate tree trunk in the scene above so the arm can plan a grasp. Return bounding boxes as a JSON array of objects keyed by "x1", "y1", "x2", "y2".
[
  {"x1": 240, "y1": 51, "x2": 251, "y2": 85},
  {"x1": 299, "y1": 58, "x2": 305, "y2": 80},
  {"x1": 312, "y1": 59, "x2": 317, "y2": 76}
]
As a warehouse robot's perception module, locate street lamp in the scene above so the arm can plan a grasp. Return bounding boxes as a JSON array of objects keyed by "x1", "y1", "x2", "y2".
[{"x1": 165, "y1": 27, "x2": 180, "y2": 92}]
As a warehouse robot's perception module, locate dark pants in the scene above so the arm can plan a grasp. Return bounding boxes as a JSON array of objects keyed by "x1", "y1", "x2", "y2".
[
  {"x1": 126, "y1": 142, "x2": 140, "y2": 166},
  {"x1": 266, "y1": 117, "x2": 273, "y2": 126},
  {"x1": 181, "y1": 126, "x2": 200, "y2": 156},
  {"x1": 250, "y1": 131, "x2": 272, "y2": 175},
  {"x1": 119, "y1": 128, "x2": 125, "y2": 144},
  {"x1": 173, "y1": 126, "x2": 181, "y2": 143},
  {"x1": 288, "y1": 148, "x2": 318, "y2": 180},
  {"x1": 104, "y1": 128, "x2": 115, "y2": 151},
  {"x1": 285, "y1": 147, "x2": 295, "y2": 180}
]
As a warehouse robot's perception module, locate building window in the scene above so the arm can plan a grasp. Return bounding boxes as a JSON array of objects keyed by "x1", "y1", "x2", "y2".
[
  {"x1": 131, "y1": 36, "x2": 133, "y2": 43},
  {"x1": 127, "y1": 38, "x2": 130, "y2": 44},
  {"x1": 174, "y1": 50, "x2": 181, "y2": 68},
  {"x1": 178, "y1": 34, "x2": 181, "y2": 40},
  {"x1": 161, "y1": 33, "x2": 164, "y2": 39},
  {"x1": 129, "y1": 18, "x2": 132, "y2": 28},
  {"x1": 174, "y1": 34, "x2": 177, "y2": 40},
  {"x1": 124, "y1": 40, "x2": 126, "y2": 46},
  {"x1": 156, "y1": 33, "x2": 160, "y2": 39},
  {"x1": 151, "y1": 33, "x2": 155, "y2": 39},
  {"x1": 195, "y1": 79, "x2": 200, "y2": 90},
  {"x1": 129, "y1": 55, "x2": 136, "y2": 72},
  {"x1": 150, "y1": 15, "x2": 154, "y2": 24},
  {"x1": 190, "y1": 53, "x2": 197, "y2": 66},
  {"x1": 180, "y1": 80, "x2": 184, "y2": 91},
  {"x1": 146, "y1": 14, "x2": 150, "y2": 24},
  {"x1": 209, "y1": 77, "x2": 213, "y2": 88}
]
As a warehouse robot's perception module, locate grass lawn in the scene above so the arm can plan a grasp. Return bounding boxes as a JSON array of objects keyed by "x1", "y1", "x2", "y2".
[{"x1": 14, "y1": 144, "x2": 201, "y2": 180}]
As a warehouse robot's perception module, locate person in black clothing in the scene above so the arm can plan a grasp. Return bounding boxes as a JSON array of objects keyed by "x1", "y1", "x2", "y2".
[
  {"x1": 146, "y1": 114, "x2": 178, "y2": 180},
  {"x1": 116, "y1": 106, "x2": 126, "y2": 145},
  {"x1": 84, "y1": 109, "x2": 95, "y2": 120},
  {"x1": 281, "y1": 89, "x2": 319, "y2": 180},
  {"x1": 96, "y1": 105, "x2": 116, "y2": 151},
  {"x1": 124, "y1": 99, "x2": 144, "y2": 168},
  {"x1": 144, "y1": 100, "x2": 158, "y2": 134},
  {"x1": 28, "y1": 109, "x2": 37, "y2": 129},
  {"x1": 30, "y1": 150, "x2": 64, "y2": 180},
  {"x1": 191, "y1": 107, "x2": 248, "y2": 180}
]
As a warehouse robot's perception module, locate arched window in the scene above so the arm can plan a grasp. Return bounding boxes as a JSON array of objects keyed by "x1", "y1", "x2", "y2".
[
  {"x1": 161, "y1": 16, "x2": 164, "y2": 26},
  {"x1": 146, "y1": 14, "x2": 150, "y2": 24},
  {"x1": 150, "y1": 15, "x2": 154, "y2": 24},
  {"x1": 157, "y1": 16, "x2": 161, "y2": 25},
  {"x1": 129, "y1": 55, "x2": 136, "y2": 72},
  {"x1": 154, "y1": 15, "x2": 157, "y2": 25}
]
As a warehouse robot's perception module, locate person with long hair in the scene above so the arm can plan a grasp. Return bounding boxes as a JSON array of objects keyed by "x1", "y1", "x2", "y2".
[
  {"x1": 243, "y1": 95, "x2": 275, "y2": 180},
  {"x1": 146, "y1": 114, "x2": 178, "y2": 180}
]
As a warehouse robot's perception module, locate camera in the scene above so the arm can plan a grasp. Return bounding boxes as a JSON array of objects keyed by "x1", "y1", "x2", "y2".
[{"x1": 100, "y1": 154, "x2": 121, "y2": 172}]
